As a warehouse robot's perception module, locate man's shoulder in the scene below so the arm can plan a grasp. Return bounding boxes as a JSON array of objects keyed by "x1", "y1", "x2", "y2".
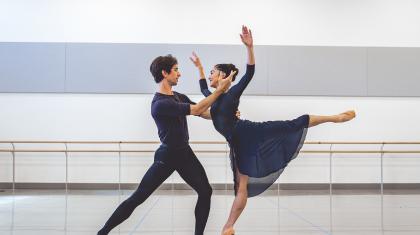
[
  {"x1": 173, "y1": 91, "x2": 186, "y2": 96},
  {"x1": 173, "y1": 91, "x2": 189, "y2": 100},
  {"x1": 152, "y1": 92, "x2": 170, "y2": 102}
]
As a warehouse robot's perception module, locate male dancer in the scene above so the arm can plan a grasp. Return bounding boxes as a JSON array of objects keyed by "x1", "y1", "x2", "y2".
[{"x1": 98, "y1": 54, "x2": 235, "y2": 235}]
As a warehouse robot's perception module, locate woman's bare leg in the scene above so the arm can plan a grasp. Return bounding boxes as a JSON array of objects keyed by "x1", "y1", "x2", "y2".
[
  {"x1": 220, "y1": 110, "x2": 356, "y2": 234},
  {"x1": 221, "y1": 171, "x2": 249, "y2": 235},
  {"x1": 308, "y1": 110, "x2": 356, "y2": 128}
]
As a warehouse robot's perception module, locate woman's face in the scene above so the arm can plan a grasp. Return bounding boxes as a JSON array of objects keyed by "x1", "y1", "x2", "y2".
[{"x1": 209, "y1": 66, "x2": 225, "y2": 88}]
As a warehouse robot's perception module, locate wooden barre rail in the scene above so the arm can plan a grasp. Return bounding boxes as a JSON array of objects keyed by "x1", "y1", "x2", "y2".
[
  {"x1": 1, "y1": 141, "x2": 419, "y2": 194},
  {"x1": 1, "y1": 141, "x2": 420, "y2": 154}
]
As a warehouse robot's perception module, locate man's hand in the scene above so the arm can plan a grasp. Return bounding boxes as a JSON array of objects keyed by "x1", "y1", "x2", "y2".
[
  {"x1": 189, "y1": 52, "x2": 203, "y2": 69},
  {"x1": 216, "y1": 70, "x2": 236, "y2": 93},
  {"x1": 235, "y1": 110, "x2": 241, "y2": 119}
]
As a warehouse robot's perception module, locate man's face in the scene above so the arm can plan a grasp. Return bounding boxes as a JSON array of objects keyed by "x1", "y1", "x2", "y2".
[{"x1": 163, "y1": 64, "x2": 181, "y2": 86}]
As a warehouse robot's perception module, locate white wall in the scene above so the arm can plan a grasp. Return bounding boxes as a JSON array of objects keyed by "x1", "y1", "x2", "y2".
[
  {"x1": 1, "y1": 0, "x2": 420, "y2": 184},
  {"x1": 1, "y1": 0, "x2": 420, "y2": 47},
  {"x1": 1, "y1": 94, "x2": 420, "y2": 184},
  {"x1": 1, "y1": 93, "x2": 420, "y2": 141}
]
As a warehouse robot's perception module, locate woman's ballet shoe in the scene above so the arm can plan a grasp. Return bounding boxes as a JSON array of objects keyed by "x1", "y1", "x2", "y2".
[
  {"x1": 337, "y1": 110, "x2": 356, "y2": 122},
  {"x1": 222, "y1": 227, "x2": 235, "y2": 235}
]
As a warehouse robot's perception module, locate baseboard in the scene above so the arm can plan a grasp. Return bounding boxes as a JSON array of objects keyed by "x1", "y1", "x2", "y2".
[{"x1": 1, "y1": 182, "x2": 419, "y2": 191}]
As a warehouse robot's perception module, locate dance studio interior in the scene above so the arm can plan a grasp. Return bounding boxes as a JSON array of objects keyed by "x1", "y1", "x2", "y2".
[{"x1": 1, "y1": 0, "x2": 420, "y2": 234}]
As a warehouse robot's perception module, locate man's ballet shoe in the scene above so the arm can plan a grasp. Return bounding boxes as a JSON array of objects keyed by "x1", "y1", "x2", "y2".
[{"x1": 222, "y1": 227, "x2": 235, "y2": 235}]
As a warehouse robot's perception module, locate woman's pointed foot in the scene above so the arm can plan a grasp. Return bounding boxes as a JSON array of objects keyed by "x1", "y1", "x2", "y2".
[
  {"x1": 222, "y1": 227, "x2": 235, "y2": 235},
  {"x1": 335, "y1": 110, "x2": 356, "y2": 123}
]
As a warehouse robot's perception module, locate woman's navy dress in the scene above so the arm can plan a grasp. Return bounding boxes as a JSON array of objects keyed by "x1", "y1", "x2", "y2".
[{"x1": 200, "y1": 64, "x2": 309, "y2": 197}]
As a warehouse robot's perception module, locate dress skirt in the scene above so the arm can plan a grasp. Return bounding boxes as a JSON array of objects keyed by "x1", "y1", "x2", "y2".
[{"x1": 229, "y1": 114, "x2": 309, "y2": 197}]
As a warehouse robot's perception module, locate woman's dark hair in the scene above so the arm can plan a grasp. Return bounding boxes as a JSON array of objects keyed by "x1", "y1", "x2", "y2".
[
  {"x1": 150, "y1": 55, "x2": 178, "y2": 83},
  {"x1": 215, "y1": 63, "x2": 239, "y2": 81}
]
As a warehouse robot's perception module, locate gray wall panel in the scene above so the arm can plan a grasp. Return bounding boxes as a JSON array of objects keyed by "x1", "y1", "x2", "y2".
[
  {"x1": 268, "y1": 46, "x2": 367, "y2": 96},
  {"x1": 65, "y1": 43, "x2": 167, "y2": 93},
  {"x1": 0, "y1": 43, "x2": 65, "y2": 92},
  {"x1": 2, "y1": 42, "x2": 420, "y2": 97},
  {"x1": 242, "y1": 45, "x2": 269, "y2": 95},
  {"x1": 367, "y1": 48, "x2": 420, "y2": 97}
]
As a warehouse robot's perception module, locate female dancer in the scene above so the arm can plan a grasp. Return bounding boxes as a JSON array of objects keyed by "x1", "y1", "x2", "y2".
[{"x1": 190, "y1": 25, "x2": 356, "y2": 235}]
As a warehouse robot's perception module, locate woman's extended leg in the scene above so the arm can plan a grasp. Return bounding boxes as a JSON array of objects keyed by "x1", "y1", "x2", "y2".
[
  {"x1": 221, "y1": 171, "x2": 249, "y2": 235},
  {"x1": 260, "y1": 110, "x2": 356, "y2": 140}
]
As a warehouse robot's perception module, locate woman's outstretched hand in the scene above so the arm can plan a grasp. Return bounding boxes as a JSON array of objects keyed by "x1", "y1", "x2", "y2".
[
  {"x1": 189, "y1": 52, "x2": 203, "y2": 69},
  {"x1": 190, "y1": 52, "x2": 207, "y2": 80},
  {"x1": 240, "y1": 25, "x2": 253, "y2": 48}
]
